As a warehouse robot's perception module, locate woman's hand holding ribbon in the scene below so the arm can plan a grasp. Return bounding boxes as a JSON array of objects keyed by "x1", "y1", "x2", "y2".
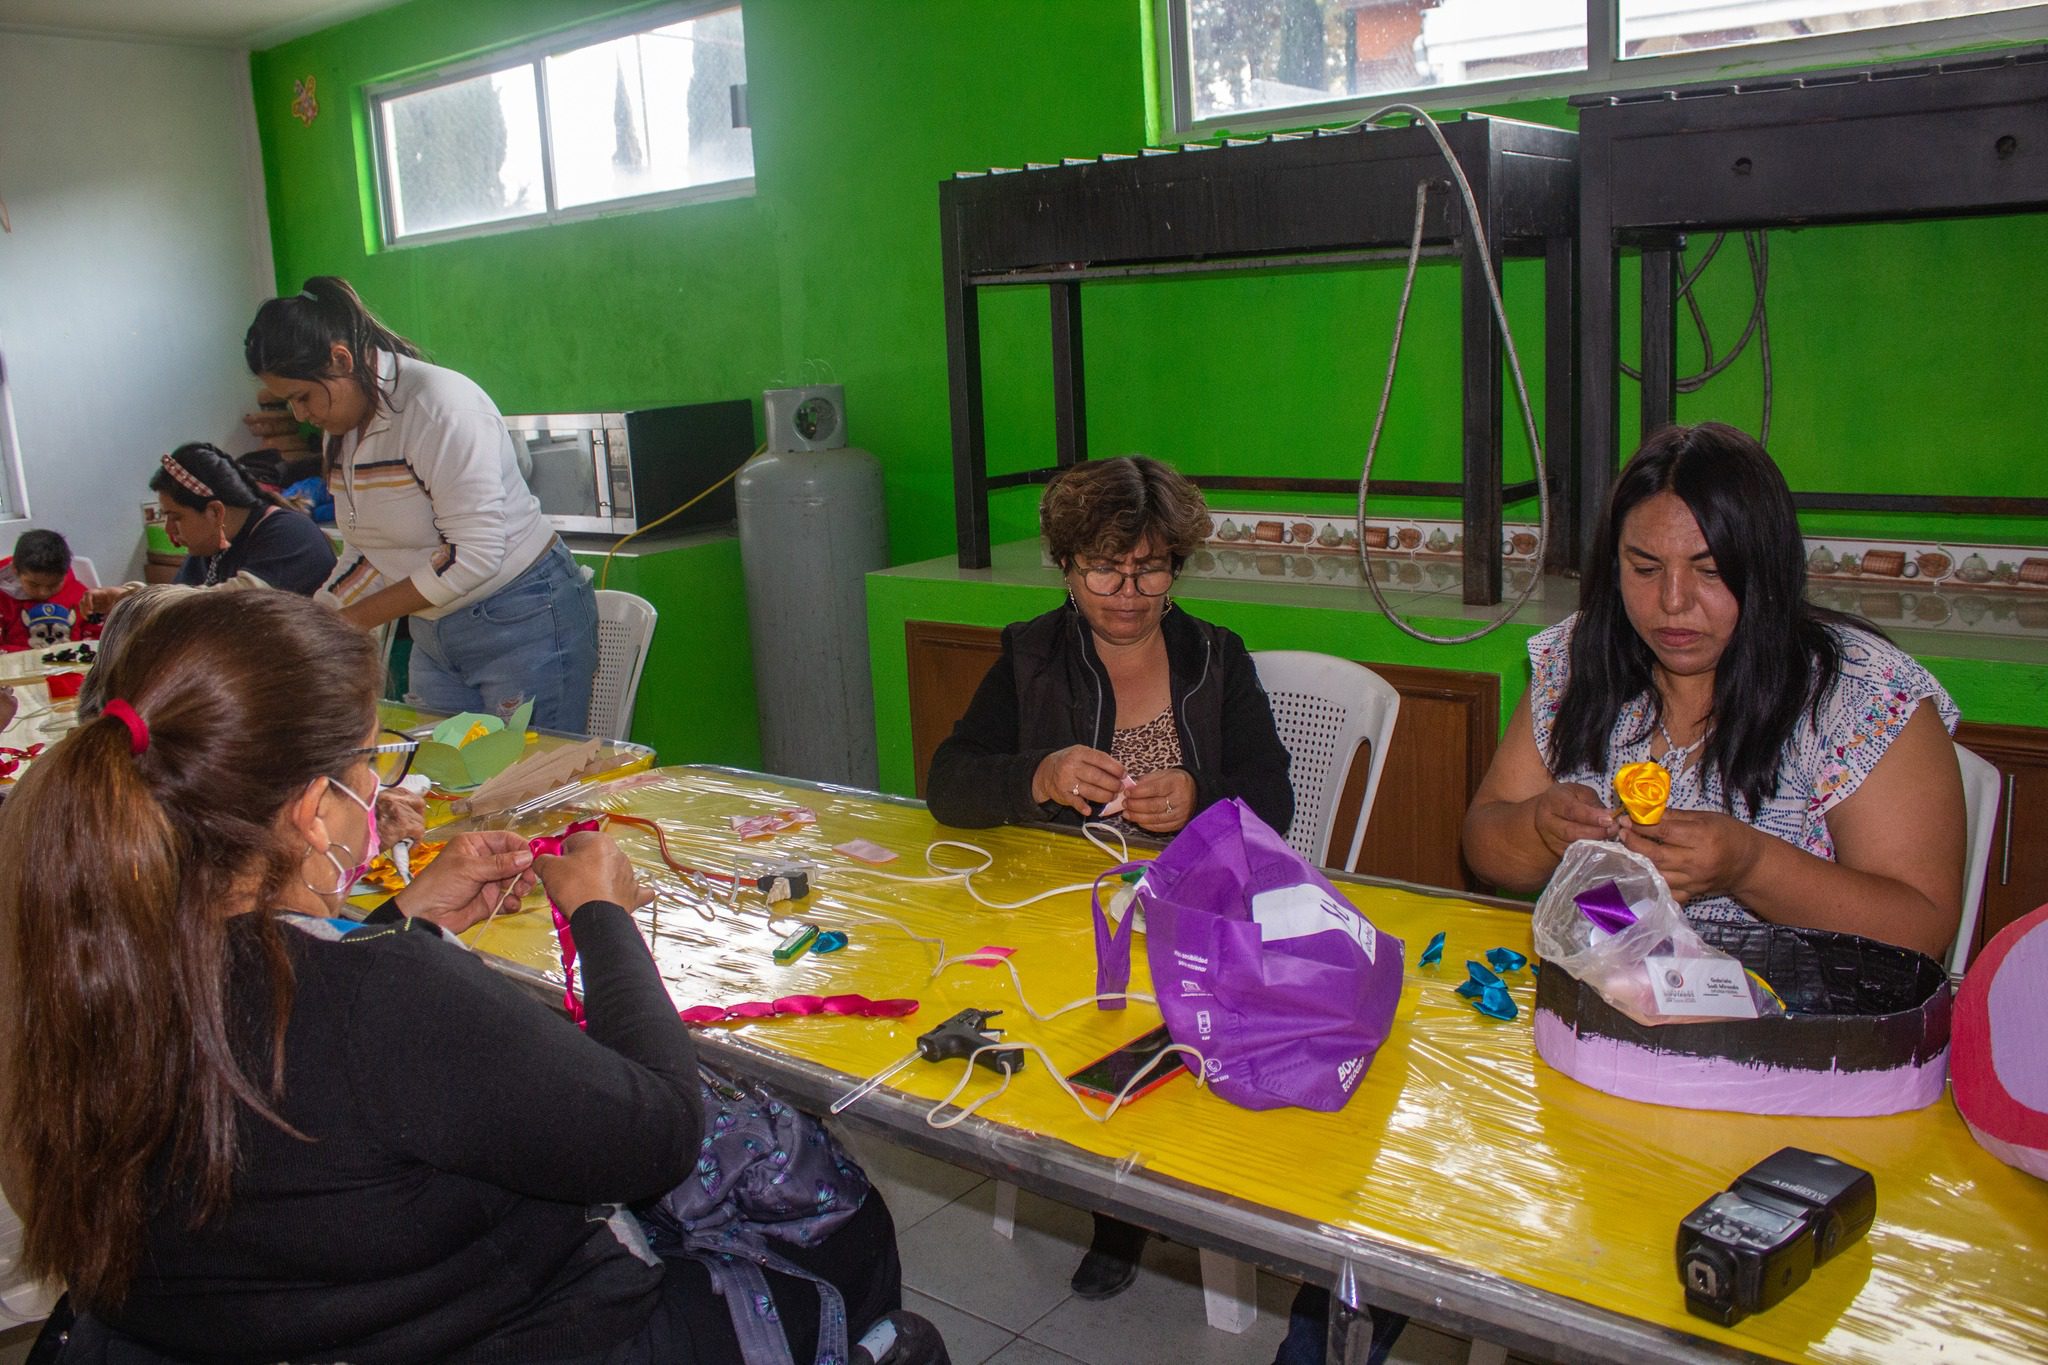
[
  {"x1": 1125, "y1": 767, "x2": 1195, "y2": 834},
  {"x1": 1620, "y1": 809, "x2": 1765, "y2": 905},
  {"x1": 1531, "y1": 781, "x2": 1619, "y2": 859},
  {"x1": 392, "y1": 831, "x2": 537, "y2": 933},
  {"x1": 532, "y1": 829, "x2": 651, "y2": 918},
  {"x1": 1032, "y1": 745, "x2": 1127, "y2": 817}
]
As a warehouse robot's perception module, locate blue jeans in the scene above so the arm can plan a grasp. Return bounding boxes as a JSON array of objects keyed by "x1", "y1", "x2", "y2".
[{"x1": 405, "y1": 541, "x2": 599, "y2": 733}]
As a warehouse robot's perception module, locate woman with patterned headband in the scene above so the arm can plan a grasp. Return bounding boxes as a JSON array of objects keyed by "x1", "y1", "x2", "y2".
[
  {"x1": 244, "y1": 277, "x2": 598, "y2": 732},
  {"x1": 87, "y1": 444, "x2": 336, "y2": 620}
]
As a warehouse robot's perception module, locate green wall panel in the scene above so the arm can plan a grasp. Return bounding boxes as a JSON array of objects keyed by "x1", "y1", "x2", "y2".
[
  {"x1": 571, "y1": 539, "x2": 761, "y2": 768},
  {"x1": 255, "y1": 3, "x2": 2048, "y2": 783}
]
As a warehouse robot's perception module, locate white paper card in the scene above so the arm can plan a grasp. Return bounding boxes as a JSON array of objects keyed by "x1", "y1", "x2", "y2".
[
  {"x1": 1645, "y1": 955, "x2": 1758, "y2": 1018},
  {"x1": 1250, "y1": 883, "x2": 1376, "y2": 963}
]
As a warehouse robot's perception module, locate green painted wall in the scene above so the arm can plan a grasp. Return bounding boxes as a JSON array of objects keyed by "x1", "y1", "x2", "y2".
[
  {"x1": 570, "y1": 539, "x2": 761, "y2": 767},
  {"x1": 866, "y1": 565, "x2": 2048, "y2": 798},
  {"x1": 253, "y1": 2, "x2": 2048, "y2": 773}
]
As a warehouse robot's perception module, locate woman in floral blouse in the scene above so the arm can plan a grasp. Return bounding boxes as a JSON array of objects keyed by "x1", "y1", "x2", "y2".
[{"x1": 1463, "y1": 422, "x2": 1965, "y2": 960}]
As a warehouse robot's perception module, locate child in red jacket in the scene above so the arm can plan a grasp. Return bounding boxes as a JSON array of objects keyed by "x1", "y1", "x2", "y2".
[{"x1": 1, "y1": 529, "x2": 100, "y2": 651}]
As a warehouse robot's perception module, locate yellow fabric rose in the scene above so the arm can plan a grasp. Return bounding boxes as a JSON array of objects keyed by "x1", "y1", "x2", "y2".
[{"x1": 1615, "y1": 761, "x2": 1671, "y2": 826}]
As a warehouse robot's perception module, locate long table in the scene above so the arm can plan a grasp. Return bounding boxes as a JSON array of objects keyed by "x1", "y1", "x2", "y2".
[{"x1": 454, "y1": 767, "x2": 2048, "y2": 1365}]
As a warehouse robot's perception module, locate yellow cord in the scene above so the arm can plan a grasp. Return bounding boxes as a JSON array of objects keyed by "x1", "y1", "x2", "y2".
[{"x1": 599, "y1": 444, "x2": 765, "y2": 589}]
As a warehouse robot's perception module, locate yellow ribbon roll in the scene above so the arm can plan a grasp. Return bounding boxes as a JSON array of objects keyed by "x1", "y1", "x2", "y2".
[{"x1": 1614, "y1": 761, "x2": 1671, "y2": 826}]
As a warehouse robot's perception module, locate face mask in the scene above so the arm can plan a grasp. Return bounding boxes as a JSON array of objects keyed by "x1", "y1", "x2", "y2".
[{"x1": 318, "y1": 773, "x2": 381, "y2": 897}]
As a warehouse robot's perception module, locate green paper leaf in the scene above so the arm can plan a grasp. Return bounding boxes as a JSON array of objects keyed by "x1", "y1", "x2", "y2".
[{"x1": 413, "y1": 702, "x2": 536, "y2": 789}]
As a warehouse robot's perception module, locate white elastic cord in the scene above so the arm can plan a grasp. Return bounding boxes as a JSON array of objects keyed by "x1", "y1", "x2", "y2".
[
  {"x1": 854, "y1": 822, "x2": 1129, "y2": 911},
  {"x1": 923, "y1": 1039, "x2": 1208, "y2": 1130},
  {"x1": 933, "y1": 951, "x2": 1155, "y2": 1020},
  {"x1": 1351, "y1": 103, "x2": 1549, "y2": 645}
]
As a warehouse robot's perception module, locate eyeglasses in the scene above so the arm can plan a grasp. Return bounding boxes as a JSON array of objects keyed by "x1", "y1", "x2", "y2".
[
  {"x1": 350, "y1": 729, "x2": 419, "y2": 788},
  {"x1": 1074, "y1": 561, "x2": 1176, "y2": 597}
]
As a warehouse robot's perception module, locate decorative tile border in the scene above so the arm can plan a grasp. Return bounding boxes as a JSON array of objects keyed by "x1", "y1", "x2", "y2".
[{"x1": 1044, "y1": 508, "x2": 2048, "y2": 637}]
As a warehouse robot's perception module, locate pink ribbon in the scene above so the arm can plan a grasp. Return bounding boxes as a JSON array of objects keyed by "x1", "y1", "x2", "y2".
[
  {"x1": 678, "y1": 994, "x2": 921, "y2": 1026},
  {"x1": 532, "y1": 817, "x2": 918, "y2": 1031},
  {"x1": 532, "y1": 818, "x2": 606, "y2": 1028}
]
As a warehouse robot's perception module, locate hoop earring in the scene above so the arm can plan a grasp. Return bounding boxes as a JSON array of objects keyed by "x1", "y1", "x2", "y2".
[{"x1": 299, "y1": 842, "x2": 353, "y2": 901}]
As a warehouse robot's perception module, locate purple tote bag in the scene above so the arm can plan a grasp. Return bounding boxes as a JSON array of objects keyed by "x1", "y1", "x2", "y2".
[{"x1": 1094, "y1": 798, "x2": 1405, "y2": 1112}]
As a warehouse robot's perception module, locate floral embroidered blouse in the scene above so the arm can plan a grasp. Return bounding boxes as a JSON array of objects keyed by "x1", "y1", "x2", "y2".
[{"x1": 1526, "y1": 614, "x2": 1959, "y2": 924}]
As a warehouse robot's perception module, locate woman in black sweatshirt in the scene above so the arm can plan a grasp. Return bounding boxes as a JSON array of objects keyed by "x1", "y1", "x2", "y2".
[{"x1": 0, "y1": 591, "x2": 914, "y2": 1364}]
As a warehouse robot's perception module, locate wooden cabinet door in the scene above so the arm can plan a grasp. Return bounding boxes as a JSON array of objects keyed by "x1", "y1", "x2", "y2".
[
  {"x1": 1958, "y1": 722, "x2": 2048, "y2": 962},
  {"x1": 903, "y1": 620, "x2": 1500, "y2": 891},
  {"x1": 1333, "y1": 663, "x2": 1498, "y2": 892},
  {"x1": 905, "y1": 621, "x2": 1004, "y2": 798}
]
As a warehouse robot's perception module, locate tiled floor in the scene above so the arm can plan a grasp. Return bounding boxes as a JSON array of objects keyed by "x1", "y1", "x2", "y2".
[{"x1": 839, "y1": 1128, "x2": 1547, "y2": 1365}]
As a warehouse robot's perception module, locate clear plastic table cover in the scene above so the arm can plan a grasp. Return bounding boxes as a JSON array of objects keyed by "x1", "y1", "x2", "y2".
[{"x1": 457, "y1": 768, "x2": 2048, "y2": 1365}]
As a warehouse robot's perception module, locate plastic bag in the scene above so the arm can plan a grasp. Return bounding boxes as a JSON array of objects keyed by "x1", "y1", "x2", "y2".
[
  {"x1": 1533, "y1": 840, "x2": 1779, "y2": 1026},
  {"x1": 1094, "y1": 798, "x2": 1404, "y2": 1111}
]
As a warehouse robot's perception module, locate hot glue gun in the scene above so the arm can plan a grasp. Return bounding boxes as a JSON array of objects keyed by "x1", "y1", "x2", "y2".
[{"x1": 830, "y1": 1008, "x2": 1024, "y2": 1113}]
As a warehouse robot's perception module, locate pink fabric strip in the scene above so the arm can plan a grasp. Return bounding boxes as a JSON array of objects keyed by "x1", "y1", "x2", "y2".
[
  {"x1": 532, "y1": 818, "x2": 606, "y2": 1028},
  {"x1": 533, "y1": 818, "x2": 918, "y2": 1032},
  {"x1": 679, "y1": 994, "x2": 921, "y2": 1026}
]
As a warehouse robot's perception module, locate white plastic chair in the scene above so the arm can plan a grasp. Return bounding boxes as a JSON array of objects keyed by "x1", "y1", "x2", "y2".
[
  {"x1": 1954, "y1": 744, "x2": 2002, "y2": 980},
  {"x1": 69, "y1": 555, "x2": 97, "y2": 588},
  {"x1": 589, "y1": 589, "x2": 658, "y2": 742},
  {"x1": 1250, "y1": 651, "x2": 1402, "y2": 871}
]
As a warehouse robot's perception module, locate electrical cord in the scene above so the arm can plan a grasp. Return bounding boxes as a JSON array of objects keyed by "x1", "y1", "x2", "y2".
[
  {"x1": 853, "y1": 823, "x2": 1131, "y2": 911},
  {"x1": 1345, "y1": 104, "x2": 1550, "y2": 645},
  {"x1": 1619, "y1": 230, "x2": 1774, "y2": 441},
  {"x1": 922, "y1": 1037, "x2": 1208, "y2": 1130},
  {"x1": 599, "y1": 443, "x2": 766, "y2": 589}
]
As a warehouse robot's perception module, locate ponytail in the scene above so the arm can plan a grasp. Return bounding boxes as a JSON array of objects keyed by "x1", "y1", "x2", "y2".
[
  {"x1": 243, "y1": 276, "x2": 423, "y2": 424},
  {"x1": 0, "y1": 593, "x2": 378, "y2": 1307}
]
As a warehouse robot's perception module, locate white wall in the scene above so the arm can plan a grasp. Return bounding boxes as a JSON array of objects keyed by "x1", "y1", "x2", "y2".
[{"x1": 0, "y1": 29, "x2": 274, "y2": 582}]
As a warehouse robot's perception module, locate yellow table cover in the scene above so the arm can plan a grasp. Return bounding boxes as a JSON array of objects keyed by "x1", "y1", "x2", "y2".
[{"x1": 463, "y1": 768, "x2": 2048, "y2": 1365}]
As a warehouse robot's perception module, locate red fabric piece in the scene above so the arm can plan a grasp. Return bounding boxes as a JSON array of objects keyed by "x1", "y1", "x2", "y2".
[
  {"x1": 677, "y1": 994, "x2": 920, "y2": 1026},
  {"x1": 1953, "y1": 901, "x2": 2048, "y2": 1157}
]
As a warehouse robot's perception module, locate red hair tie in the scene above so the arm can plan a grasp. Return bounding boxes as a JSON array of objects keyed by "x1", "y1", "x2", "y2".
[{"x1": 104, "y1": 699, "x2": 150, "y2": 755}]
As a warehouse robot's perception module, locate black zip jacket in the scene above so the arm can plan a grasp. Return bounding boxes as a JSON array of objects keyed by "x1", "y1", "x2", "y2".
[{"x1": 925, "y1": 602, "x2": 1293, "y2": 835}]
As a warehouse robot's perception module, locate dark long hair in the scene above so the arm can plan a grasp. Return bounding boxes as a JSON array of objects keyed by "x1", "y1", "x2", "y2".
[
  {"x1": 0, "y1": 592, "x2": 381, "y2": 1308},
  {"x1": 243, "y1": 276, "x2": 422, "y2": 429},
  {"x1": 149, "y1": 442, "x2": 291, "y2": 513},
  {"x1": 1552, "y1": 422, "x2": 1866, "y2": 816}
]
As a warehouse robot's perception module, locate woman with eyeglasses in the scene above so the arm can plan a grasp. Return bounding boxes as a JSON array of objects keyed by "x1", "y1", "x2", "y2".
[
  {"x1": 0, "y1": 591, "x2": 936, "y2": 1364},
  {"x1": 924, "y1": 455, "x2": 1292, "y2": 1303},
  {"x1": 927, "y1": 456, "x2": 1291, "y2": 840}
]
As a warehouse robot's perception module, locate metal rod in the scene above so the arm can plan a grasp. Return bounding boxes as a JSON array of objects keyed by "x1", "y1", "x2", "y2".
[
  {"x1": 2000, "y1": 772, "x2": 2015, "y2": 886},
  {"x1": 970, "y1": 245, "x2": 1463, "y2": 287}
]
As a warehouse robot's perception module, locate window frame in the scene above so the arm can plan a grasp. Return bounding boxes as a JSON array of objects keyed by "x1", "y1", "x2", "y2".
[
  {"x1": 368, "y1": 0, "x2": 755, "y2": 251},
  {"x1": 1158, "y1": 0, "x2": 2048, "y2": 137},
  {"x1": 0, "y1": 336, "x2": 29, "y2": 526}
]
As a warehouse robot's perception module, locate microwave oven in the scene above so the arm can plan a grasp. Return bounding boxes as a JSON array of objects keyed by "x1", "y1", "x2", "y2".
[{"x1": 504, "y1": 401, "x2": 755, "y2": 537}]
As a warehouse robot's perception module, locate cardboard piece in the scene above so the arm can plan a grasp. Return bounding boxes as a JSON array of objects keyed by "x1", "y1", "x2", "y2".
[
  {"x1": 452, "y1": 737, "x2": 605, "y2": 817},
  {"x1": 1952, "y1": 902, "x2": 2048, "y2": 1180},
  {"x1": 1535, "y1": 920, "x2": 1952, "y2": 1116}
]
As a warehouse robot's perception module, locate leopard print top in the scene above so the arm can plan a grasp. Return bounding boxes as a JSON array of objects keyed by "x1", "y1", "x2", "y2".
[{"x1": 1108, "y1": 708, "x2": 1182, "y2": 836}]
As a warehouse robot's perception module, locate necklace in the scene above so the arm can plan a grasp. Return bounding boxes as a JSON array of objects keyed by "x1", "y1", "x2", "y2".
[{"x1": 1655, "y1": 716, "x2": 1705, "y2": 772}]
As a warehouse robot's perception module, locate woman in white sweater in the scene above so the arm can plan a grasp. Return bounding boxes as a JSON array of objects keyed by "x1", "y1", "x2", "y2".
[{"x1": 244, "y1": 277, "x2": 599, "y2": 731}]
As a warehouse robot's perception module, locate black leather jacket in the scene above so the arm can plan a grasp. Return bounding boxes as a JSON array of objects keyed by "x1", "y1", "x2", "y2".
[{"x1": 925, "y1": 602, "x2": 1293, "y2": 834}]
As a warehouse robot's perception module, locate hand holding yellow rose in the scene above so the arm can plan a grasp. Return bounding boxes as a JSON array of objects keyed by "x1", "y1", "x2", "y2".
[{"x1": 1615, "y1": 760, "x2": 1671, "y2": 826}]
